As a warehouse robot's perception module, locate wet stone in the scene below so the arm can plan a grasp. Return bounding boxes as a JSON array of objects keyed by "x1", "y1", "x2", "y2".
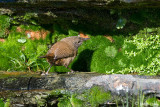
[{"x1": 1, "y1": 72, "x2": 160, "y2": 105}]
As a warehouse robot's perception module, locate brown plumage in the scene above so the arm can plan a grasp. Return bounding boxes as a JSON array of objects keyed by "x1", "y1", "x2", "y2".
[{"x1": 40, "y1": 36, "x2": 89, "y2": 75}]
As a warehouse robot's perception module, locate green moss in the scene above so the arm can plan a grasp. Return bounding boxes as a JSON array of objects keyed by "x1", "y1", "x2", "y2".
[
  {"x1": 58, "y1": 96, "x2": 72, "y2": 107},
  {"x1": 57, "y1": 86, "x2": 111, "y2": 107},
  {"x1": 43, "y1": 86, "x2": 111, "y2": 107},
  {"x1": 91, "y1": 48, "x2": 109, "y2": 73},
  {"x1": 85, "y1": 36, "x2": 126, "y2": 73},
  {"x1": 0, "y1": 98, "x2": 10, "y2": 107},
  {"x1": 0, "y1": 15, "x2": 10, "y2": 38},
  {"x1": 70, "y1": 94, "x2": 84, "y2": 107},
  {"x1": 84, "y1": 86, "x2": 111, "y2": 107},
  {"x1": 37, "y1": 88, "x2": 160, "y2": 107},
  {"x1": 146, "y1": 97, "x2": 160, "y2": 106}
]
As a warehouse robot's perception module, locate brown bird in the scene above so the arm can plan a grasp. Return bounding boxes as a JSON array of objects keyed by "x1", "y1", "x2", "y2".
[{"x1": 40, "y1": 36, "x2": 89, "y2": 75}]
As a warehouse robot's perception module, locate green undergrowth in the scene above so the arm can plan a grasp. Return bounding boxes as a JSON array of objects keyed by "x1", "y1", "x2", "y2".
[
  {"x1": 34, "y1": 87, "x2": 160, "y2": 107},
  {"x1": 0, "y1": 15, "x2": 10, "y2": 38},
  {"x1": 72, "y1": 28, "x2": 160, "y2": 75},
  {"x1": 0, "y1": 29, "x2": 49, "y2": 72},
  {"x1": 57, "y1": 87, "x2": 111, "y2": 107},
  {"x1": 0, "y1": 98, "x2": 10, "y2": 107},
  {"x1": 35, "y1": 86, "x2": 111, "y2": 107},
  {"x1": 0, "y1": 23, "x2": 159, "y2": 75}
]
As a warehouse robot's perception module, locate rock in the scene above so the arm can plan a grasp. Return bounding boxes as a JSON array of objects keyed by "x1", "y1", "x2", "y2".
[{"x1": 1, "y1": 72, "x2": 160, "y2": 105}]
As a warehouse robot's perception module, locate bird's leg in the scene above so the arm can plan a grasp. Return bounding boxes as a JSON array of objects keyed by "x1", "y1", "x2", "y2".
[
  {"x1": 64, "y1": 66, "x2": 75, "y2": 74},
  {"x1": 41, "y1": 64, "x2": 53, "y2": 75},
  {"x1": 46, "y1": 64, "x2": 53, "y2": 75}
]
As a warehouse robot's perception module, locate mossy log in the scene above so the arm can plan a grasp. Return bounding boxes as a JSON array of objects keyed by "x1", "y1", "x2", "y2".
[
  {"x1": 1, "y1": 0, "x2": 160, "y2": 16},
  {"x1": 1, "y1": 0, "x2": 160, "y2": 35},
  {"x1": 0, "y1": 72, "x2": 160, "y2": 105}
]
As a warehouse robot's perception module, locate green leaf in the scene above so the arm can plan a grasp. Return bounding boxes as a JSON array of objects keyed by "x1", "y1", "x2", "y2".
[
  {"x1": 17, "y1": 38, "x2": 26, "y2": 43},
  {"x1": 4, "y1": 99, "x2": 10, "y2": 107},
  {"x1": 0, "y1": 98, "x2": 5, "y2": 107},
  {"x1": 146, "y1": 28, "x2": 153, "y2": 33},
  {"x1": 68, "y1": 30, "x2": 78, "y2": 36}
]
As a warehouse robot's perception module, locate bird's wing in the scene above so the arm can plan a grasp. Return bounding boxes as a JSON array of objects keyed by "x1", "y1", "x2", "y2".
[{"x1": 47, "y1": 41, "x2": 76, "y2": 60}]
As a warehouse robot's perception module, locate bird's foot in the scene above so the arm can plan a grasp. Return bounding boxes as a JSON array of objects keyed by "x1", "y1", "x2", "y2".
[
  {"x1": 41, "y1": 71, "x2": 58, "y2": 76},
  {"x1": 67, "y1": 71, "x2": 73, "y2": 74},
  {"x1": 67, "y1": 70, "x2": 79, "y2": 74},
  {"x1": 41, "y1": 72, "x2": 47, "y2": 76},
  {"x1": 40, "y1": 71, "x2": 49, "y2": 76}
]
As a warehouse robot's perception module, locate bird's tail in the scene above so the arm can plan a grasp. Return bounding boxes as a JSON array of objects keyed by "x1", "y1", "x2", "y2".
[{"x1": 39, "y1": 55, "x2": 47, "y2": 58}]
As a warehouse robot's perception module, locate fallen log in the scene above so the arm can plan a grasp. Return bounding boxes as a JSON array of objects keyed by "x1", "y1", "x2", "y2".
[{"x1": 0, "y1": 72, "x2": 160, "y2": 105}]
